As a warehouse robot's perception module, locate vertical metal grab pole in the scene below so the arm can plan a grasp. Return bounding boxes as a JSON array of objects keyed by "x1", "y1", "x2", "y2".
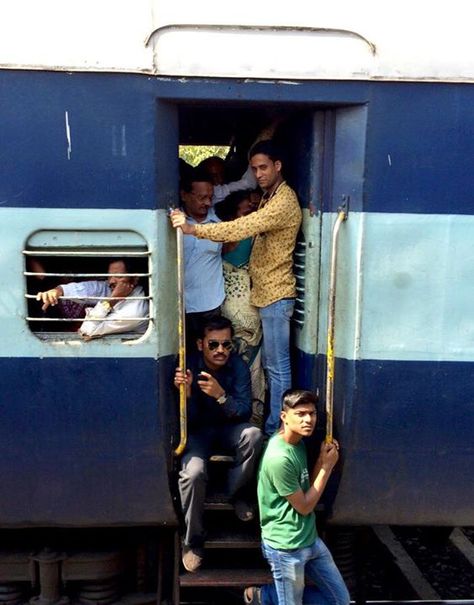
[
  {"x1": 174, "y1": 227, "x2": 187, "y2": 456},
  {"x1": 325, "y1": 209, "x2": 348, "y2": 444}
]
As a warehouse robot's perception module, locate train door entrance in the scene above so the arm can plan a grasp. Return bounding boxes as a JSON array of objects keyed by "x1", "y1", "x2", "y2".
[
  {"x1": 157, "y1": 97, "x2": 367, "y2": 603},
  {"x1": 172, "y1": 105, "x2": 329, "y2": 390},
  {"x1": 160, "y1": 103, "x2": 327, "y2": 603}
]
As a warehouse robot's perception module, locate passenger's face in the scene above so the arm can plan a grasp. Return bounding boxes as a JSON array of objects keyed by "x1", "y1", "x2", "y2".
[
  {"x1": 182, "y1": 181, "x2": 214, "y2": 221},
  {"x1": 236, "y1": 198, "x2": 252, "y2": 217},
  {"x1": 108, "y1": 261, "x2": 136, "y2": 289},
  {"x1": 249, "y1": 190, "x2": 261, "y2": 210},
  {"x1": 250, "y1": 153, "x2": 282, "y2": 191},
  {"x1": 281, "y1": 403, "x2": 317, "y2": 437},
  {"x1": 205, "y1": 159, "x2": 226, "y2": 186},
  {"x1": 197, "y1": 327, "x2": 233, "y2": 370}
]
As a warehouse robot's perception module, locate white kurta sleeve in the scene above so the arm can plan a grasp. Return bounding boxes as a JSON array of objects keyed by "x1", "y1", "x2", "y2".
[{"x1": 79, "y1": 287, "x2": 149, "y2": 339}]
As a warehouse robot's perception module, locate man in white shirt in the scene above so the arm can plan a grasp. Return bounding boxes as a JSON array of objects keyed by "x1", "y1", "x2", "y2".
[{"x1": 36, "y1": 259, "x2": 149, "y2": 339}]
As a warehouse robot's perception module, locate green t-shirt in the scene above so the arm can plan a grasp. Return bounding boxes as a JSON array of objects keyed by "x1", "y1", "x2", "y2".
[{"x1": 258, "y1": 434, "x2": 317, "y2": 550}]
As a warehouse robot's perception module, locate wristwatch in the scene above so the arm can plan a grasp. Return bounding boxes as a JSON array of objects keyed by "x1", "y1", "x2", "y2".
[
  {"x1": 216, "y1": 393, "x2": 227, "y2": 405},
  {"x1": 101, "y1": 300, "x2": 112, "y2": 313}
]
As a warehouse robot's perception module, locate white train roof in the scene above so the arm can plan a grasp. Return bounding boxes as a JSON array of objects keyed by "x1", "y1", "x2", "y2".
[{"x1": 0, "y1": 0, "x2": 473, "y2": 82}]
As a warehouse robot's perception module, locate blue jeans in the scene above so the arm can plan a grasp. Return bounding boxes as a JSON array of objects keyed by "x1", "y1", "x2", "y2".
[
  {"x1": 259, "y1": 298, "x2": 294, "y2": 436},
  {"x1": 260, "y1": 538, "x2": 350, "y2": 605}
]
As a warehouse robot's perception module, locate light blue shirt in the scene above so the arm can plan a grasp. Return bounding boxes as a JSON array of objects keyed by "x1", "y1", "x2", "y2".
[{"x1": 184, "y1": 208, "x2": 225, "y2": 313}]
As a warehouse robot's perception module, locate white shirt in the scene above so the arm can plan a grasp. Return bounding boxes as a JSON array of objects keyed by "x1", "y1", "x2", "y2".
[
  {"x1": 61, "y1": 281, "x2": 149, "y2": 338},
  {"x1": 213, "y1": 165, "x2": 257, "y2": 204}
]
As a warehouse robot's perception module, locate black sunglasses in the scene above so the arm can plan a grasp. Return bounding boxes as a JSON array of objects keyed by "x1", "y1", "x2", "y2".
[{"x1": 207, "y1": 339, "x2": 233, "y2": 352}]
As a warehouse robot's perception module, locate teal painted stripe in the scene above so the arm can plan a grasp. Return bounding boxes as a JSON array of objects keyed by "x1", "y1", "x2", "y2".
[
  {"x1": 4, "y1": 208, "x2": 473, "y2": 362},
  {"x1": 0, "y1": 207, "x2": 178, "y2": 358},
  {"x1": 297, "y1": 211, "x2": 474, "y2": 362}
]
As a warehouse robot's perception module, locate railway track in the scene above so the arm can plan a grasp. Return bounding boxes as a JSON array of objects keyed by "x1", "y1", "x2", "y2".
[
  {"x1": 179, "y1": 526, "x2": 474, "y2": 604},
  {"x1": 366, "y1": 526, "x2": 474, "y2": 602}
]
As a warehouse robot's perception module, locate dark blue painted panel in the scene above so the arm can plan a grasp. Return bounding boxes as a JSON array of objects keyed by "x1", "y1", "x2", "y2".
[
  {"x1": 0, "y1": 356, "x2": 177, "y2": 527},
  {"x1": 293, "y1": 350, "x2": 474, "y2": 525},
  {"x1": 0, "y1": 71, "x2": 158, "y2": 209},
  {"x1": 1, "y1": 71, "x2": 473, "y2": 214},
  {"x1": 364, "y1": 82, "x2": 474, "y2": 215}
]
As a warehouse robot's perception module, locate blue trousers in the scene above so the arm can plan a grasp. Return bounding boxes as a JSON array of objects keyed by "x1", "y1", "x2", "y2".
[
  {"x1": 259, "y1": 298, "x2": 295, "y2": 436},
  {"x1": 261, "y1": 538, "x2": 350, "y2": 605}
]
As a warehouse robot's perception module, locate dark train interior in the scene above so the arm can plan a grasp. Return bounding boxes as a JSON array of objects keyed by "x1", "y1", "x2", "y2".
[{"x1": 178, "y1": 103, "x2": 323, "y2": 204}]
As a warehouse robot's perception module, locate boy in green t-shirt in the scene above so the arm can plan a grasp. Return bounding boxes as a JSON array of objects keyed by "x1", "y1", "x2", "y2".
[{"x1": 245, "y1": 390, "x2": 350, "y2": 605}]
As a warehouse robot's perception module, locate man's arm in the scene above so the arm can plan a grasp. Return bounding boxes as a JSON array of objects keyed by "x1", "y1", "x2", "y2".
[
  {"x1": 36, "y1": 285, "x2": 64, "y2": 311},
  {"x1": 286, "y1": 441, "x2": 339, "y2": 516},
  {"x1": 197, "y1": 357, "x2": 252, "y2": 422},
  {"x1": 36, "y1": 281, "x2": 109, "y2": 311},
  {"x1": 79, "y1": 287, "x2": 148, "y2": 339},
  {"x1": 213, "y1": 165, "x2": 257, "y2": 204},
  {"x1": 171, "y1": 185, "x2": 299, "y2": 242},
  {"x1": 174, "y1": 367, "x2": 199, "y2": 426}
]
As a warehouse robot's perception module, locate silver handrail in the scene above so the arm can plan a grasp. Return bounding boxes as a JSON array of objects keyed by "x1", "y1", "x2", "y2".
[
  {"x1": 25, "y1": 295, "x2": 151, "y2": 301},
  {"x1": 144, "y1": 24, "x2": 377, "y2": 55},
  {"x1": 26, "y1": 317, "x2": 151, "y2": 322},
  {"x1": 23, "y1": 250, "x2": 150, "y2": 257},
  {"x1": 25, "y1": 273, "x2": 150, "y2": 278}
]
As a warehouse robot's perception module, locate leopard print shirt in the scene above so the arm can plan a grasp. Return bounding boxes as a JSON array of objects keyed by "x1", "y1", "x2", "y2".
[{"x1": 195, "y1": 182, "x2": 302, "y2": 307}]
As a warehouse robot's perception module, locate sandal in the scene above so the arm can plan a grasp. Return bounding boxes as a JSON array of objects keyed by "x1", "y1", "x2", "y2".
[
  {"x1": 234, "y1": 499, "x2": 255, "y2": 522},
  {"x1": 243, "y1": 586, "x2": 262, "y2": 604}
]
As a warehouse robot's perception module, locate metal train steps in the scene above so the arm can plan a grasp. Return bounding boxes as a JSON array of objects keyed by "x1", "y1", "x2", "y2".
[
  {"x1": 177, "y1": 454, "x2": 265, "y2": 600},
  {"x1": 202, "y1": 502, "x2": 260, "y2": 544},
  {"x1": 203, "y1": 489, "x2": 235, "y2": 511},
  {"x1": 180, "y1": 568, "x2": 272, "y2": 588},
  {"x1": 205, "y1": 526, "x2": 260, "y2": 549},
  {"x1": 204, "y1": 454, "x2": 238, "y2": 511}
]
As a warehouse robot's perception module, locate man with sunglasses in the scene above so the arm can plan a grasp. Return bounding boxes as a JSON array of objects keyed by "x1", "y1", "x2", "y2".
[{"x1": 174, "y1": 316, "x2": 264, "y2": 573}]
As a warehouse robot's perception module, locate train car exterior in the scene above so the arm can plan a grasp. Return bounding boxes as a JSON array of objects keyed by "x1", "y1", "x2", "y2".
[{"x1": 0, "y1": 3, "x2": 473, "y2": 592}]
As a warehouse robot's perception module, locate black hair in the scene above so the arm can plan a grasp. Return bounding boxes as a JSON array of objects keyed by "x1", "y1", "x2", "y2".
[
  {"x1": 107, "y1": 257, "x2": 144, "y2": 286},
  {"x1": 215, "y1": 189, "x2": 252, "y2": 221},
  {"x1": 180, "y1": 167, "x2": 214, "y2": 193},
  {"x1": 198, "y1": 156, "x2": 226, "y2": 169},
  {"x1": 197, "y1": 315, "x2": 235, "y2": 339},
  {"x1": 248, "y1": 139, "x2": 283, "y2": 163},
  {"x1": 281, "y1": 389, "x2": 318, "y2": 410},
  {"x1": 108, "y1": 257, "x2": 140, "y2": 274},
  {"x1": 179, "y1": 158, "x2": 194, "y2": 181}
]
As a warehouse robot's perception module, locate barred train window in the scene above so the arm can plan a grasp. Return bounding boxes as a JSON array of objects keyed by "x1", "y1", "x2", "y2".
[{"x1": 24, "y1": 230, "x2": 152, "y2": 343}]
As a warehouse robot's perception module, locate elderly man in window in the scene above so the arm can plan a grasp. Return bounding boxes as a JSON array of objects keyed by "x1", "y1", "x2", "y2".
[{"x1": 36, "y1": 258, "x2": 149, "y2": 339}]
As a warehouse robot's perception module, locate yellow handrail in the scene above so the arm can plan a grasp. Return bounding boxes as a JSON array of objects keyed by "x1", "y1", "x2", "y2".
[
  {"x1": 325, "y1": 209, "x2": 348, "y2": 444},
  {"x1": 174, "y1": 227, "x2": 188, "y2": 456}
]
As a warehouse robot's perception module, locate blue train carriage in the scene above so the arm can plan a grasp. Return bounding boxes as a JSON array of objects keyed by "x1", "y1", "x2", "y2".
[
  {"x1": 0, "y1": 98, "x2": 179, "y2": 602},
  {"x1": 1, "y1": 1, "x2": 474, "y2": 601},
  {"x1": 0, "y1": 4, "x2": 182, "y2": 602}
]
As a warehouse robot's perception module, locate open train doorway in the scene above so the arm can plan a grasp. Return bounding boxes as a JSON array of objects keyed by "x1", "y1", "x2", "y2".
[
  {"x1": 170, "y1": 96, "x2": 368, "y2": 488},
  {"x1": 175, "y1": 104, "x2": 330, "y2": 395},
  {"x1": 164, "y1": 98, "x2": 367, "y2": 601}
]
